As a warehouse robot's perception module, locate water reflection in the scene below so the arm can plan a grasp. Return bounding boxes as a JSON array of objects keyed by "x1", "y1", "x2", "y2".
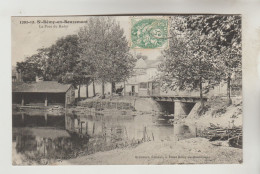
[
  {"x1": 12, "y1": 110, "x2": 196, "y2": 163},
  {"x1": 15, "y1": 128, "x2": 77, "y2": 160},
  {"x1": 13, "y1": 113, "x2": 65, "y2": 128}
]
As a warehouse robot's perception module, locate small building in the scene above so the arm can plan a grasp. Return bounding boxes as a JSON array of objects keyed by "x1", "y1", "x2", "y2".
[
  {"x1": 12, "y1": 81, "x2": 75, "y2": 107},
  {"x1": 138, "y1": 81, "x2": 160, "y2": 96},
  {"x1": 125, "y1": 58, "x2": 160, "y2": 96}
]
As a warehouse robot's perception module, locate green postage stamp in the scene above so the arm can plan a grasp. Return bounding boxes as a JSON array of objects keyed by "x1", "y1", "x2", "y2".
[{"x1": 131, "y1": 17, "x2": 169, "y2": 49}]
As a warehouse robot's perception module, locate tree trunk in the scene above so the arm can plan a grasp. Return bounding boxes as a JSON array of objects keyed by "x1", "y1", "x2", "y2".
[
  {"x1": 227, "y1": 75, "x2": 232, "y2": 105},
  {"x1": 101, "y1": 81, "x2": 105, "y2": 99},
  {"x1": 111, "y1": 82, "x2": 113, "y2": 96},
  {"x1": 124, "y1": 81, "x2": 126, "y2": 96},
  {"x1": 199, "y1": 76, "x2": 204, "y2": 107},
  {"x1": 86, "y1": 84, "x2": 89, "y2": 98},
  {"x1": 197, "y1": 54, "x2": 204, "y2": 107},
  {"x1": 92, "y1": 79, "x2": 96, "y2": 97},
  {"x1": 78, "y1": 85, "x2": 81, "y2": 101},
  {"x1": 227, "y1": 48, "x2": 233, "y2": 105},
  {"x1": 111, "y1": 82, "x2": 115, "y2": 96}
]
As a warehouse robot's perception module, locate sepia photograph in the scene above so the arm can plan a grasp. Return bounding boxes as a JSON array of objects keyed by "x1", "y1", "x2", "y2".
[{"x1": 11, "y1": 15, "x2": 242, "y2": 165}]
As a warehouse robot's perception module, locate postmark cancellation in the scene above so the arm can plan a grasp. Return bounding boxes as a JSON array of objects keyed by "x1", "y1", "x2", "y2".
[{"x1": 130, "y1": 17, "x2": 169, "y2": 49}]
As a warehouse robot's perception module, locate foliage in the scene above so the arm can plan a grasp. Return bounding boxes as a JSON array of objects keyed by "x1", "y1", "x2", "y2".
[
  {"x1": 46, "y1": 34, "x2": 89, "y2": 86},
  {"x1": 16, "y1": 35, "x2": 92, "y2": 88},
  {"x1": 159, "y1": 15, "x2": 223, "y2": 101},
  {"x1": 78, "y1": 17, "x2": 136, "y2": 87},
  {"x1": 158, "y1": 15, "x2": 241, "y2": 102},
  {"x1": 16, "y1": 17, "x2": 136, "y2": 99},
  {"x1": 215, "y1": 15, "x2": 242, "y2": 103},
  {"x1": 16, "y1": 48, "x2": 49, "y2": 82}
]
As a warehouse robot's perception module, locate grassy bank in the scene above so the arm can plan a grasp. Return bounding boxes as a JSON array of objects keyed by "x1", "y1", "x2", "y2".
[
  {"x1": 185, "y1": 96, "x2": 242, "y2": 129},
  {"x1": 77, "y1": 96, "x2": 162, "y2": 112}
]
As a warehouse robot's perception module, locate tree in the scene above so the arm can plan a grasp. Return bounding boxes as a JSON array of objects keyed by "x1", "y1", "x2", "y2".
[
  {"x1": 184, "y1": 15, "x2": 242, "y2": 104},
  {"x1": 46, "y1": 34, "x2": 92, "y2": 100},
  {"x1": 78, "y1": 17, "x2": 136, "y2": 98},
  {"x1": 159, "y1": 15, "x2": 223, "y2": 106},
  {"x1": 16, "y1": 48, "x2": 49, "y2": 82},
  {"x1": 61, "y1": 71, "x2": 91, "y2": 101},
  {"x1": 16, "y1": 60, "x2": 37, "y2": 82},
  {"x1": 47, "y1": 35, "x2": 81, "y2": 80},
  {"x1": 214, "y1": 15, "x2": 242, "y2": 104}
]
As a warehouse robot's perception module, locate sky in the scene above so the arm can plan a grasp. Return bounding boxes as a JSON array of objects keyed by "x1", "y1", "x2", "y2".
[{"x1": 11, "y1": 16, "x2": 164, "y2": 66}]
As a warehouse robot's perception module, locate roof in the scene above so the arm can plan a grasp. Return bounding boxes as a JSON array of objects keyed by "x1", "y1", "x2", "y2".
[
  {"x1": 134, "y1": 59, "x2": 147, "y2": 69},
  {"x1": 12, "y1": 81, "x2": 72, "y2": 93},
  {"x1": 134, "y1": 58, "x2": 161, "y2": 69}
]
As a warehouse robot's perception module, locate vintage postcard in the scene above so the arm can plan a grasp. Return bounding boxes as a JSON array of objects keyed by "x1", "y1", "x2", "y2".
[{"x1": 12, "y1": 15, "x2": 242, "y2": 165}]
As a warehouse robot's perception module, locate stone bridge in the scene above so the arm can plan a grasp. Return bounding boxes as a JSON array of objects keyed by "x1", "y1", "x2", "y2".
[{"x1": 149, "y1": 95, "x2": 208, "y2": 117}]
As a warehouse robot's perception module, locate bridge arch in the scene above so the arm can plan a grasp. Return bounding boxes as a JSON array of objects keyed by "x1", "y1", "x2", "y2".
[{"x1": 151, "y1": 96, "x2": 207, "y2": 117}]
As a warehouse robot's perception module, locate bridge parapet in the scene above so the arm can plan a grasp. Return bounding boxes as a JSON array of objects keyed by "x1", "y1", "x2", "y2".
[{"x1": 150, "y1": 95, "x2": 207, "y2": 103}]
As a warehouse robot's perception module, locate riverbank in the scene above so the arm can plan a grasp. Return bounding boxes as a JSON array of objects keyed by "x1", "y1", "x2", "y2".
[
  {"x1": 12, "y1": 96, "x2": 243, "y2": 165},
  {"x1": 58, "y1": 96, "x2": 243, "y2": 165},
  {"x1": 59, "y1": 137, "x2": 242, "y2": 165},
  {"x1": 77, "y1": 95, "x2": 242, "y2": 129},
  {"x1": 185, "y1": 96, "x2": 243, "y2": 129},
  {"x1": 78, "y1": 96, "x2": 161, "y2": 112}
]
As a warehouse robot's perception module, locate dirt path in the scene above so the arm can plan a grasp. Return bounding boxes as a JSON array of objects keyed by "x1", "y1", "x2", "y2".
[{"x1": 58, "y1": 137, "x2": 242, "y2": 165}]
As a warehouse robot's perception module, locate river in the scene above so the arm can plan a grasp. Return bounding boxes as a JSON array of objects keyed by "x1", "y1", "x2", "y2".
[{"x1": 12, "y1": 109, "x2": 197, "y2": 163}]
